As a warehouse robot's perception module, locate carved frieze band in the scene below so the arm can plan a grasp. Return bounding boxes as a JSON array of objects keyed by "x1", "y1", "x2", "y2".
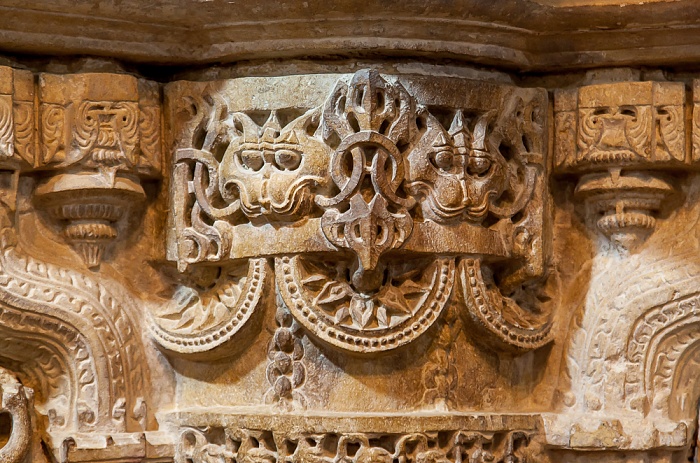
[
  {"x1": 159, "y1": 70, "x2": 553, "y2": 356},
  {"x1": 177, "y1": 426, "x2": 537, "y2": 463}
]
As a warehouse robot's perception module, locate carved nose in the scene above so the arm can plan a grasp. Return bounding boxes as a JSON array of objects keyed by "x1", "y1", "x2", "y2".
[{"x1": 600, "y1": 118, "x2": 627, "y2": 148}]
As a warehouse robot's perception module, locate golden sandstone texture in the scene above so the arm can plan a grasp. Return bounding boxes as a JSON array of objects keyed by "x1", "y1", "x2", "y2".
[{"x1": 1, "y1": 1, "x2": 700, "y2": 462}]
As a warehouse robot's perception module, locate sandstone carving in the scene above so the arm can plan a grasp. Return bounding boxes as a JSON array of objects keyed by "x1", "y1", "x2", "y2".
[
  {"x1": 164, "y1": 71, "x2": 551, "y2": 358},
  {"x1": 177, "y1": 427, "x2": 536, "y2": 463},
  {"x1": 0, "y1": 9, "x2": 699, "y2": 462},
  {"x1": 0, "y1": 368, "x2": 31, "y2": 463},
  {"x1": 554, "y1": 82, "x2": 689, "y2": 250}
]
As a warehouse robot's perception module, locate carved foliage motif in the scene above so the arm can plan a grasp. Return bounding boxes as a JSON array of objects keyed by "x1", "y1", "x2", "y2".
[
  {"x1": 177, "y1": 427, "x2": 535, "y2": 463},
  {"x1": 276, "y1": 255, "x2": 455, "y2": 353},
  {"x1": 166, "y1": 71, "x2": 551, "y2": 355},
  {"x1": 459, "y1": 259, "x2": 552, "y2": 352},
  {"x1": 556, "y1": 82, "x2": 687, "y2": 170}
]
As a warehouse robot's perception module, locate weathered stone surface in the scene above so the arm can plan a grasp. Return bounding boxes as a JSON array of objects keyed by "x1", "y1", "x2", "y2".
[
  {"x1": 1, "y1": 4, "x2": 700, "y2": 463},
  {"x1": 0, "y1": 1, "x2": 698, "y2": 70}
]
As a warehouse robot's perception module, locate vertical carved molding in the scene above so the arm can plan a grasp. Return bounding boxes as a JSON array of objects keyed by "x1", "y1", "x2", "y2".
[{"x1": 0, "y1": 68, "x2": 169, "y2": 463}]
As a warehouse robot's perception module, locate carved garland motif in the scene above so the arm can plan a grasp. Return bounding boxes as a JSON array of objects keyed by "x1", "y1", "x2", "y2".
[{"x1": 264, "y1": 306, "x2": 307, "y2": 410}]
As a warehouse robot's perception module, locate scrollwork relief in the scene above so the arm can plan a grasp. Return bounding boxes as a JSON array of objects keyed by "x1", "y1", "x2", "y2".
[
  {"x1": 165, "y1": 70, "x2": 551, "y2": 355},
  {"x1": 177, "y1": 427, "x2": 536, "y2": 463}
]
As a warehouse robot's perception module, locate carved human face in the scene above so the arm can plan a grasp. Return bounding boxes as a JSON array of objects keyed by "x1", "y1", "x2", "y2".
[
  {"x1": 218, "y1": 111, "x2": 331, "y2": 220},
  {"x1": 405, "y1": 113, "x2": 507, "y2": 222},
  {"x1": 579, "y1": 105, "x2": 651, "y2": 162},
  {"x1": 73, "y1": 101, "x2": 140, "y2": 169}
]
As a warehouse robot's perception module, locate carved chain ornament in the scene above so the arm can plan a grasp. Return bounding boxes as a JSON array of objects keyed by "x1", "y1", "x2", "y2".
[{"x1": 0, "y1": 65, "x2": 700, "y2": 463}]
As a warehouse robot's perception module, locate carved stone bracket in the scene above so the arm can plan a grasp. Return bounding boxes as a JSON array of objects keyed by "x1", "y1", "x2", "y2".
[
  {"x1": 554, "y1": 81, "x2": 690, "y2": 250},
  {"x1": 28, "y1": 73, "x2": 162, "y2": 268},
  {"x1": 162, "y1": 71, "x2": 552, "y2": 356}
]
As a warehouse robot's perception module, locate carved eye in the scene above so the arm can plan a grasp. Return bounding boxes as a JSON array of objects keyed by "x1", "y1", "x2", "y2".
[
  {"x1": 275, "y1": 149, "x2": 302, "y2": 171},
  {"x1": 432, "y1": 149, "x2": 454, "y2": 171},
  {"x1": 239, "y1": 150, "x2": 264, "y2": 171},
  {"x1": 467, "y1": 155, "x2": 491, "y2": 176}
]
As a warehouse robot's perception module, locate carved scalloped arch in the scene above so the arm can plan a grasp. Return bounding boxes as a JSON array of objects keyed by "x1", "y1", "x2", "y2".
[
  {"x1": 625, "y1": 292, "x2": 700, "y2": 419},
  {"x1": 0, "y1": 204, "x2": 151, "y2": 432}
]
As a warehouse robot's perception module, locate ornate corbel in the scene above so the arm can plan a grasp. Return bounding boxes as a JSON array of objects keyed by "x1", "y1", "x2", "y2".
[
  {"x1": 554, "y1": 81, "x2": 688, "y2": 250},
  {"x1": 159, "y1": 71, "x2": 553, "y2": 358},
  {"x1": 31, "y1": 73, "x2": 161, "y2": 268}
]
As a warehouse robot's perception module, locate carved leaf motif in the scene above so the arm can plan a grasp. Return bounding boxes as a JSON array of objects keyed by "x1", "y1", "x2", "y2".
[
  {"x1": 377, "y1": 285, "x2": 412, "y2": 318},
  {"x1": 277, "y1": 255, "x2": 455, "y2": 353},
  {"x1": 350, "y1": 296, "x2": 373, "y2": 328},
  {"x1": 0, "y1": 95, "x2": 13, "y2": 160},
  {"x1": 655, "y1": 105, "x2": 684, "y2": 161},
  {"x1": 40, "y1": 103, "x2": 65, "y2": 165},
  {"x1": 459, "y1": 258, "x2": 552, "y2": 352},
  {"x1": 149, "y1": 259, "x2": 269, "y2": 357},
  {"x1": 314, "y1": 280, "x2": 352, "y2": 306},
  {"x1": 13, "y1": 102, "x2": 34, "y2": 166}
]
